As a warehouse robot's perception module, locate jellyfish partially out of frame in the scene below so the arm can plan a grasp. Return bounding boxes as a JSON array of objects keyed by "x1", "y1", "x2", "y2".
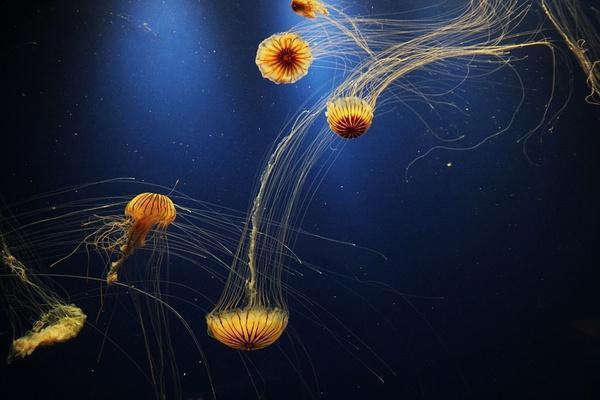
[
  {"x1": 209, "y1": 0, "x2": 557, "y2": 351},
  {"x1": 1, "y1": 230, "x2": 86, "y2": 363},
  {"x1": 103, "y1": 192, "x2": 176, "y2": 284},
  {"x1": 291, "y1": 0, "x2": 329, "y2": 19},
  {"x1": 541, "y1": 0, "x2": 600, "y2": 105}
]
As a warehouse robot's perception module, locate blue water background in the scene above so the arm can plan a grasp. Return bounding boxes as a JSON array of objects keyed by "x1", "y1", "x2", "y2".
[{"x1": 1, "y1": 1, "x2": 599, "y2": 399}]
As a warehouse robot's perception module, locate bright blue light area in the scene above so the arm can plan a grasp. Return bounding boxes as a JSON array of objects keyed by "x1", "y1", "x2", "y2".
[
  {"x1": 109, "y1": 1, "x2": 218, "y2": 139},
  {"x1": 82, "y1": 1, "x2": 248, "y2": 197}
]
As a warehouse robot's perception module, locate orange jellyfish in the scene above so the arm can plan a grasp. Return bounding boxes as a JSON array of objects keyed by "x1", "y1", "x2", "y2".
[
  {"x1": 291, "y1": 0, "x2": 329, "y2": 19},
  {"x1": 2, "y1": 233, "x2": 86, "y2": 362},
  {"x1": 206, "y1": 307, "x2": 288, "y2": 351},
  {"x1": 9, "y1": 305, "x2": 86, "y2": 362},
  {"x1": 255, "y1": 32, "x2": 313, "y2": 84},
  {"x1": 326, "y1": 96, "x2": 374, "y2": 139},
  {"x1": 106, "y1": 192, "x2": 176, "y2": 284}
]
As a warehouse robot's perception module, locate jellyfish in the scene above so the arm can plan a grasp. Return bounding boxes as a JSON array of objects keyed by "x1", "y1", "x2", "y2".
[
  {"x1": 291, "y1": 0, "x2": 329, "y2": 19},
  {"x1": 106, "y1": 192, "x2": 176, "y2": 284},
  {"x1": 1, "y1": 232, "x2": 86, "y2": 363},
  {"x1": 205, "y1": 166, "x2": 290, "y2": 351},
  {"x1": 326, "y1": 96, "x2": 374, "y2": 139},
  {"x1": 255, "y1": 32, "x2": 313, "y2": 84},
  {"x1": 9, "y1": 304, "x2": 86, "y2": 362}
]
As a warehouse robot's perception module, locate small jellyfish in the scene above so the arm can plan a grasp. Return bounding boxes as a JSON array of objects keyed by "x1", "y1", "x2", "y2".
[
  {"x1": 255, "y1": 32, "x2": 313, "y2": 84},
  {"x1": 1, "y1": 235, "x2": 86, "y2": 363},
  {"x1": 107, "y1": 192, "x2": 176, "y2": 284},
  {"x1": 291, "y1": 0, "x2": 329, "y2": 19},
  {"x1": 326, "y1": 96, "x2": 374, "y2": 139},
  {"x1": 206, "y1": 306, "x2": 288, "y2": 350},
  {"x1": 9, "y1": 305, "x2": 86, "y2": 362}
]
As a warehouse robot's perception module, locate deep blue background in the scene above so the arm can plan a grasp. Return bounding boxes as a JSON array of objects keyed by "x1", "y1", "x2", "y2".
[{"x1": 1, "y1": 1, "x2": 599, "y2": 399}]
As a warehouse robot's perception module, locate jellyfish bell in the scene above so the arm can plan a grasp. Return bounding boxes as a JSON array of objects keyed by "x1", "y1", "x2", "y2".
[
  {"x1": 291, "y1": 0, "x2": 329, "y2": 19},
  {"x1": 326, "y1": 96, "x2": 374, "y2": 139},
  {"x1": 107, "y1": 192, "x2": 176, "y2": 284},
  {"x1": 255, "y1": 32, "x2": 313, "y2": 84},
  {"x1": 206, "y1": 306, "x2": 288, "y2": 351}
]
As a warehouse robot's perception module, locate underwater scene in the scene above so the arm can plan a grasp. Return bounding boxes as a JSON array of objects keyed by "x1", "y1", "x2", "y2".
[{"x1": 1, "y1": 0, "x2": 599, "y2": 399}]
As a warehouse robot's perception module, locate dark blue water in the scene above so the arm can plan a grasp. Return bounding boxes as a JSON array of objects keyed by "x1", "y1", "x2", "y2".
[{"x1": 1, "y1": 1, "x2": 599, "y2": 399}]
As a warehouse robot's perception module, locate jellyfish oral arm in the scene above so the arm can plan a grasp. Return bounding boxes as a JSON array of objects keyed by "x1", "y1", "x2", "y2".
[
  {"x1": 106, "y1": 220, "x2": 151, "y2": 285},
  {"x1": 122, "y1": 219, "x2": 153, "y2": 254}
]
